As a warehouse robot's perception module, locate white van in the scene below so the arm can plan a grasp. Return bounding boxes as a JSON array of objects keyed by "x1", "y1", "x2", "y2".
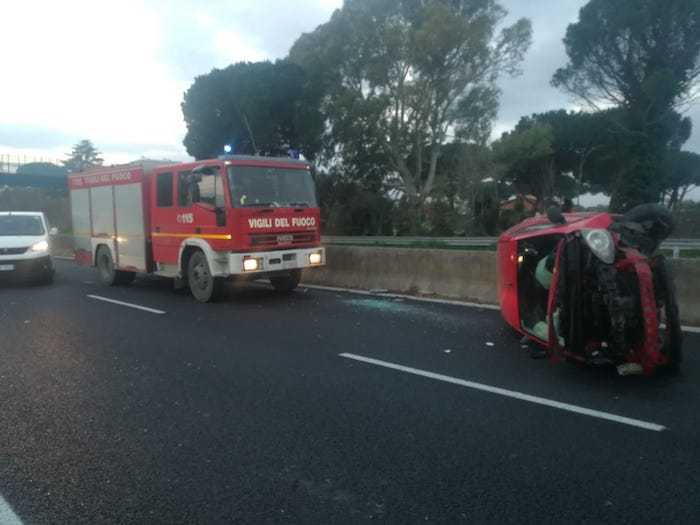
[{"x1": 0, "y1": 211, "x2": 56, "y2": 283}]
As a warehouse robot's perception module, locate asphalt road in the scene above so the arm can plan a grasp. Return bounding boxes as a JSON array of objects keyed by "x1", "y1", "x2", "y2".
[{"x1": 1, "y1": 259, "x2": 699, "y2": 524}]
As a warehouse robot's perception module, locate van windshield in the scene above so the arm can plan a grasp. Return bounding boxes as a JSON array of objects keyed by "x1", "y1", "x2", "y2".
[
  {"x1": 0, "y1": 215, "x2": 45, "y2": 236},
  {"x1": 227, "y1": 166, "x2": 317, "y2": 208}
]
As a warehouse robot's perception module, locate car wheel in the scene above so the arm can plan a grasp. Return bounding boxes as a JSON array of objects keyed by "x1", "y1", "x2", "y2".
[
  {"x1": 40, "y1": 271, "x2": 54, "y2": 285},
  {"x1": 188, "y1": 250, "x2": 222, "y2": 302},
  {"x1": 270, "y1": 270, "x2": 301, "y2": 293}
]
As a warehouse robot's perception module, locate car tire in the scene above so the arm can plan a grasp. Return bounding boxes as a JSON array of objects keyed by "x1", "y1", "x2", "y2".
[
  {"x1": 270, "y1": 270, "x2": 301, "y2": 293},
  {"x1": 39, "y1": 271, "x2": 54, "y2": 285},
  {"x1": 654, "y1": 256, "x2": 683, "y2": 370},
  {"x1": 188, "y1": 250, "x2": 222, "y2": 302},
  {"x1": 96, "y1": 246, "x2": 135, "y2": 286}
]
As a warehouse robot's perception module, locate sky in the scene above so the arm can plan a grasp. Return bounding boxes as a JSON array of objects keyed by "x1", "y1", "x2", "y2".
[{"x1": 1, "y1": 0, "x2": 699, "y2": 179}]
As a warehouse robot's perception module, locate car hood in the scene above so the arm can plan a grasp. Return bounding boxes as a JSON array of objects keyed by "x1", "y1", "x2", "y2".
[{"x1": 0, "y1": 235, "x2": 45, "y2": 249}]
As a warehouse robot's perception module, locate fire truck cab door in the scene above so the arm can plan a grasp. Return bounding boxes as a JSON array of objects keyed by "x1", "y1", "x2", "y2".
[
  {"x1": 151, "y1": 169, "x2": 179, "y2": 265},
  {"x1": 174, "y1": 166, "x2": 228, "y2": 243}
]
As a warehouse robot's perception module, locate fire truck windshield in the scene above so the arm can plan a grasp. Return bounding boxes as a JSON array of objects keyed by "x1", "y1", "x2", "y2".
[{"x1": 227, "y1": 165, "x2": 318, "y2": 208}]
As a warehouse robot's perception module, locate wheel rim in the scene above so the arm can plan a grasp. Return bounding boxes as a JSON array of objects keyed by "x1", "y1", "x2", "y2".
[
  {"x1": 191, "y1": 259, "x2": 211, "y2": 292},
  {"x1": 98, "y1": 252, "x2": 113, "y2": 280}
]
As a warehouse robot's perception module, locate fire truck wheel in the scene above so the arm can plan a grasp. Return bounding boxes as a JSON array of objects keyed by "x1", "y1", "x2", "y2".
[
  {"x1": 96, "y1": 246, "x2": 135, "y2": 286},
  {"x1": 270, "y1": 270, "x2": 301, "y2": 293},
  {"x1": 188, "y1": 250, "x2": 222, "y2": 302}
]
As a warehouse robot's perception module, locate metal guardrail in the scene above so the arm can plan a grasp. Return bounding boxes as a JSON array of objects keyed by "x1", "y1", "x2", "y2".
[{"x1": 322, "y1": 236, "x2": 700, "y2": 257}]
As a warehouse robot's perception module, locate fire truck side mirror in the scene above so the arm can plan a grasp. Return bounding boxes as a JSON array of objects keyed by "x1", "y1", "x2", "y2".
[{"x1": 215, "y1": 207, "x2": 226, "y2": 227}]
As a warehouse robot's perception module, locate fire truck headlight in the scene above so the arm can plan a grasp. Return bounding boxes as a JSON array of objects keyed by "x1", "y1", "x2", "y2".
[
  {"x1": 30, "y1": 240, "x2": 49, "y2": 253},
  {"x1": 309, "y1": 252, "x2": 322, "y2": 265},
  {"x1": 243, "y1": 257, "x2": 259, "y2": 272}
]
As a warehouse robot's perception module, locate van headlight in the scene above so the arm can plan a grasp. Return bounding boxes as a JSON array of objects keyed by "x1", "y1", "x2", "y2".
[
  {"x1": 582, "y1": 229, "x2": 615, "y2": 264},
  {"x1": 30, "y1": 240, "x2": 49, "y2": 253},
  {"x1": 309, "y1": 252, "x2": 322, "y2": 265}
]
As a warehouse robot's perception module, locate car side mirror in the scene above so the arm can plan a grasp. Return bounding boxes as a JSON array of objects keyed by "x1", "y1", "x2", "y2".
[
  {"x1": 546, "y1": 206, "x2": 566, "y2": 225},
  {"x1": 49, "y1": 227, "x2": 58, "y2": 235}
]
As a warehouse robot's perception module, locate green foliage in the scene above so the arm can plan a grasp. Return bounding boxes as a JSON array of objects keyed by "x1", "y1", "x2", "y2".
[
  {"x1": 62, "y1": 140, "x2": 103, "y2": 173},
  {"x1": 492, "y1": 122, "x2": 556, "y2": 208},
  {"x1": 181, "y1": 60, "x2": 324, "y2": 160},
  {"x1": 667, "y1": 151, "x2": 700, "y2": 210},
  {"x1": 0, "y1": 187, "x2": 70, "y2": 232},
  {"x1": 552, "y1": 0, "x2": 700, "y2": 211},
  {"x1": 290, "y1": 0, "x2": 532, "y2": 210},
  {"x1": 672, "y1": 200, "x2": 700, "y2": 238},
  {"x1": 16, "y1": 162, "x2": 68, "y2": 178},
  {"x1": 316, "y1": 170, "x2": 394, "y2": 235}
]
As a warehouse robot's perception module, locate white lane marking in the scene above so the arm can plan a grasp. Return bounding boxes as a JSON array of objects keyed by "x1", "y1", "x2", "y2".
[
  {"x1": 87, "y1": 295, "x2": 166, "y2": 315},
  {"x1": 302, "y1": 284, "x2": 500, "y2": 310},
  {"x1": 305, "y1": 284, "x2": 700, "y2": 333},
  {"x1": 339, "y1": 353, "x2": 666, "y2": 432},
  {"x1": 0, "y1": 494, "x2": 24, "y2": 525}
]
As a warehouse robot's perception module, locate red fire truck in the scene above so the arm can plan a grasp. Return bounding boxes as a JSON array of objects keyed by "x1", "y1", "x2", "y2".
[{"x1": 69, "y1": 155, "x2": 325, "y2": 302}]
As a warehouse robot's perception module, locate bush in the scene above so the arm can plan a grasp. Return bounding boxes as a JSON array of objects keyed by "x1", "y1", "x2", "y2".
[{"x1": 0, "y1": 186, "x2": 70, "y2": 232}]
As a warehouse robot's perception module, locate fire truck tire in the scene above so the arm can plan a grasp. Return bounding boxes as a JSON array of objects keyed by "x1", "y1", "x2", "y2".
[
  {"x1": 187, "y1": 250, "x2": 222, "y2": 302},
  {"x1": 96, "y1": 246, "x2": 135, "y2": 286},
  {"x1": 270, "y1": 270, "x2": 301, "y2": 293}
]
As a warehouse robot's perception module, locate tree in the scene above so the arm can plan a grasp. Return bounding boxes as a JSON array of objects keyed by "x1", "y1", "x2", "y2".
[
  {"x1": 666, "y1": 151, "x2": 700, "y2": 210},
  {"x1": 290, "y1": 0, "x2": 531, "y2": 230},
  {"x1": 181, "y1": 60, "x2": 324, "y2": 160},
  {"x1": 493, "y1": 123, "x2": 561, "y2": 209},
  {"x1": 62, "y1": 140, "x2": 103, "y2": 173},
  {"x1": 316, "y1": 169, "x2": 394, "y2": 235},
  {"x1": 16, "y1": 162, "x2": 69, "y2": 178},
  {"x1": 552, "y1": 0, "x2": 700, "y2": 211}
]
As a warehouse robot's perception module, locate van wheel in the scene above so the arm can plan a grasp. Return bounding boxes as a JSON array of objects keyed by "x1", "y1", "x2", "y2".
[
  {"x1": 270, "y1": 270, "x2": 301, "y2": 292},
  {"x1": 96, "y1": 246, "x2": 135, "y2": 286},
  {"x1": 188, "y1": 251, "x2": 222, "y2": 302}
]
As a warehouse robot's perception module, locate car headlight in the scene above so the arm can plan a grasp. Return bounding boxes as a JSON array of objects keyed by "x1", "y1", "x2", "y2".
[
  {"x1": 30, "y1": 240, "x2": 49, "y2": 253},
  {"x1": 243, "y1": 257, "x2": 260, "y2": 272},
  {"x1": 582, "y1": 229, "x2": 615, "y2": 264},
  {"x1": 309, "y1": 252, "x2": 322, "y2": 265}
]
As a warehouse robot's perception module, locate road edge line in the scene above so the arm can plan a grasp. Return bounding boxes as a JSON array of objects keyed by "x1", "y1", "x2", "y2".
[
  {"x1": 301, "y1": 283, "x2": 501, "y2": 311},
  {"x1": 304, "y1": 283, "x2": 700, "y2": 333}
]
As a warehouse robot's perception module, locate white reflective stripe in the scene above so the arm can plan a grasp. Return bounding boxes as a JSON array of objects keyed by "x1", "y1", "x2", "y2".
[
  {"x1": 339, "y1": 353, "x2": 666, "y2": 432},
  {"x1": 87, "y1": 295, "x2": 166, "y2": 314}
]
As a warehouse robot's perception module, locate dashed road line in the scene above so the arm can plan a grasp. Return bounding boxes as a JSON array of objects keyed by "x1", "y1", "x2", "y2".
[
  {"x1": 87, "y1": 295, "x2": 166, "y2": 315},
  {"x1": 0, "y1": 494, "x2": 24, "y2": 525},
  {"x1": 339, "y1": 352, "x2": 666, "y2": 432}
]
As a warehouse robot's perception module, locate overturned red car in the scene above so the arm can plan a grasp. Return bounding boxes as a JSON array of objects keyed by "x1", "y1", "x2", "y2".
[{"x1": 497, "y1": 204, "x2": 682, "y2": 375}]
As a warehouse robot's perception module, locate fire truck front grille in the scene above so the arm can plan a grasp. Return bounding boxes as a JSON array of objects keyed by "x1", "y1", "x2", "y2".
[
  {"x1": 0, "y1": 247, "x2": 28, "y2": 255},
  {"x1": 250, "y1": 232, "x2": 316, "y2": 247}
]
